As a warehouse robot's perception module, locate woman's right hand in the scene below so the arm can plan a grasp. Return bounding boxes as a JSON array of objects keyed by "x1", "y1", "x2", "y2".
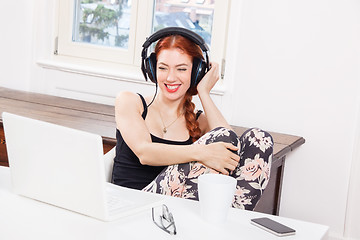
[{"x1": 196, "y1": 142, "x2": 240, "y2": 175}]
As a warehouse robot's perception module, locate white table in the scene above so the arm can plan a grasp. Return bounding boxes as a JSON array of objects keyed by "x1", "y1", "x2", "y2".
[{"x1": 0, "y1": 166, "x2": 328, "y2": 240}]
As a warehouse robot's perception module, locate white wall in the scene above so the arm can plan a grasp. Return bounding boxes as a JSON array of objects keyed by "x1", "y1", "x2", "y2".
[
  {"x1": 0, "y1": 1, "x2": 34, "y2": 90},
  {"x1": 344, "y1": 96, "x2": 360, "y2": 239},
  {"x1": 1, "y1": 0, "x2": 360, "y2": 239},
  {"x1": 230, "y1": 1, "x2": 360, "y2": 239}
]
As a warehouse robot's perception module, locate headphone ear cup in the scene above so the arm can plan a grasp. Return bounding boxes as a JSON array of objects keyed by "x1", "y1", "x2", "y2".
[
  {"x1": 145, "y1": 53, "x2": 157, "y2": 83},
  {"x1": 191, "y1": 57, "x2": 207, "y2": 86}
]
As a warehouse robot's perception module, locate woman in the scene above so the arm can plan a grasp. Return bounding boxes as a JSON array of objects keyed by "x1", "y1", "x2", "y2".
[{"x1": 112, "y1": 31, "x2": 273, "y2": 210}]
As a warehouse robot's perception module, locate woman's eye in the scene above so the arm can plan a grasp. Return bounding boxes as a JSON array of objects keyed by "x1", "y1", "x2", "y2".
[
  {"x1": 158, "y1": 66, "x2": 167, "y2": 71},
  {"x1": 178, "y1": 68, "x2": 187, "y2": 72}
]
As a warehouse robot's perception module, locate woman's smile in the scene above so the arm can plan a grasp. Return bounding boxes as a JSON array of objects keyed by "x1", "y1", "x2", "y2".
[{"x1": 165, "y1": 84, "x2": 181, "y2": 93}]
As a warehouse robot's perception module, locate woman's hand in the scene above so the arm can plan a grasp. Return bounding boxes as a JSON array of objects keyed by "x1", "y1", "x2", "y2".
[
  {"x1": 196, "y1": 62, "x2": 220, "y2": 96},
  {"x1": 196, "y1": 142, "x2": 240, "y2": 175}
]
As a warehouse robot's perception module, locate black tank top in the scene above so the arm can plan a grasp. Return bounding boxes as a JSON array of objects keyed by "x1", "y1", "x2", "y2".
[{"x1": 111, "y1": 94, "x2": 202, "y2": 190}]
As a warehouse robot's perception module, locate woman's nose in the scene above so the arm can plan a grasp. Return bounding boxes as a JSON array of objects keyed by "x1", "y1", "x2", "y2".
[{"x1": 166, "y1": 68, "x2": 176, "y2": 82}]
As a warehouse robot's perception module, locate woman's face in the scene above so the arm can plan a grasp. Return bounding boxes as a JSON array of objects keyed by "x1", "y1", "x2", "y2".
[{"x1": 156, "y1": 48, "x2": 192, "y2": 101}]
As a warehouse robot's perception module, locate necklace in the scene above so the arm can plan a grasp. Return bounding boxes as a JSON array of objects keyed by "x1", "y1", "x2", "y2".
[{"x1": 157, "y1": 109, "x2": 183, "y2": 134}]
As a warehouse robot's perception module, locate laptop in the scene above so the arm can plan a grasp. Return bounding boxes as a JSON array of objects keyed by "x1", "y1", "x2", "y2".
[{"x1": 2, "y1": 112, "x2": 163, "y2": 221}]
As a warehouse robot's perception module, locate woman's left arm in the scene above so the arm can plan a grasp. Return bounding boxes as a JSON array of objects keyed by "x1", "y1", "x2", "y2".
[{"x1": 197, "y1": 62, "x2": 232, "y2": 132}]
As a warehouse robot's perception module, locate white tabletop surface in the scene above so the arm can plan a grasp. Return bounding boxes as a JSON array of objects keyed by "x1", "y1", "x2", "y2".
[{"x1": 0, "y1": 166, "x2": 328, "y2": 240}]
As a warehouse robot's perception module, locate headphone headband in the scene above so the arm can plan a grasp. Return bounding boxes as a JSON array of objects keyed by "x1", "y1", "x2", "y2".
[{"x1": 142, "y1": 27, "x2": 209, "y2": 52}]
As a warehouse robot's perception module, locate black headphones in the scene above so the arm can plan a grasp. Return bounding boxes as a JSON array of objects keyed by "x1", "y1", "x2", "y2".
[{"x1": 141, "y1": 27, "x2": 210, "y2": 87}]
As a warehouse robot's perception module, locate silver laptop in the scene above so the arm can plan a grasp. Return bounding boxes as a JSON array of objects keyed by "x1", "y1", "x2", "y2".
[{"x1": 2, "y1": 112, "x2": 162, "y2": 221}]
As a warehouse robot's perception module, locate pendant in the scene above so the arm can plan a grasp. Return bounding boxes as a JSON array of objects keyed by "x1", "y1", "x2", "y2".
[{"x1": 163, "y1": 127, "x2": 167, "y2": 133}]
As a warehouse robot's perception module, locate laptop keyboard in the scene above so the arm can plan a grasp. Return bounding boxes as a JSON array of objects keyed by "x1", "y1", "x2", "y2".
[{"x1": 106, "y1": 186, "x2": 137, "y2": 216}]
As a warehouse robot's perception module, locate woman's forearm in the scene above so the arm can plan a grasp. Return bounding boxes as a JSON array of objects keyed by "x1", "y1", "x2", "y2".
[
  {"x1": 136, "y1": 140, "x2": 239, "y2": 175},
  {"x1": 196, "y1": 62, "x2": 232, "y2": 131},
  {"x1": 136, "y1": 143, "x2": 203, "y2": 166}
]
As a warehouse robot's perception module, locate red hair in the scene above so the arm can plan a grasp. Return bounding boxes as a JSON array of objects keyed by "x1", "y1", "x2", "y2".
[{"x1": 155, "y1": 35, "x2": 203, "y2": 141}]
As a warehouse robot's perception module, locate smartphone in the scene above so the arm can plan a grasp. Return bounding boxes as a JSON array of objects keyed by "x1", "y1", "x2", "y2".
[{"x1": 250, "y1": 217, "x2": 296, "y2": 237}]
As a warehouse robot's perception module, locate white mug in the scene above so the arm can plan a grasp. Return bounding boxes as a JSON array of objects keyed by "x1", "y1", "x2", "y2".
[{"x1": 198, "y1": 174, "x2": 236, "y2": 224}]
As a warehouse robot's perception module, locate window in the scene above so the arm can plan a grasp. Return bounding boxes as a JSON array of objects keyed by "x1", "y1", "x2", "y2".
[
  {"x1": 72, "y1": 1, "x2": 131, "y2": 49},
  {"x1": 56, "y1": 0, "x2": 230, "y2": 79},
  {"x1": 152, "y1": 0, "x2": 214, "y2": 48}
]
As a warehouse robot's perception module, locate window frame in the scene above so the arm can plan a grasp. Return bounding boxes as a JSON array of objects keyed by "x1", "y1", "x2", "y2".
[{"x1": 54, "y1": 0, "x2": 230, "y2": 82}]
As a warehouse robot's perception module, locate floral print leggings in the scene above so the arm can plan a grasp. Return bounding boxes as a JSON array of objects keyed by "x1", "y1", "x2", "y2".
[{"x1": 143, "y1": 127, "x2": 274, "y2": 211}]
